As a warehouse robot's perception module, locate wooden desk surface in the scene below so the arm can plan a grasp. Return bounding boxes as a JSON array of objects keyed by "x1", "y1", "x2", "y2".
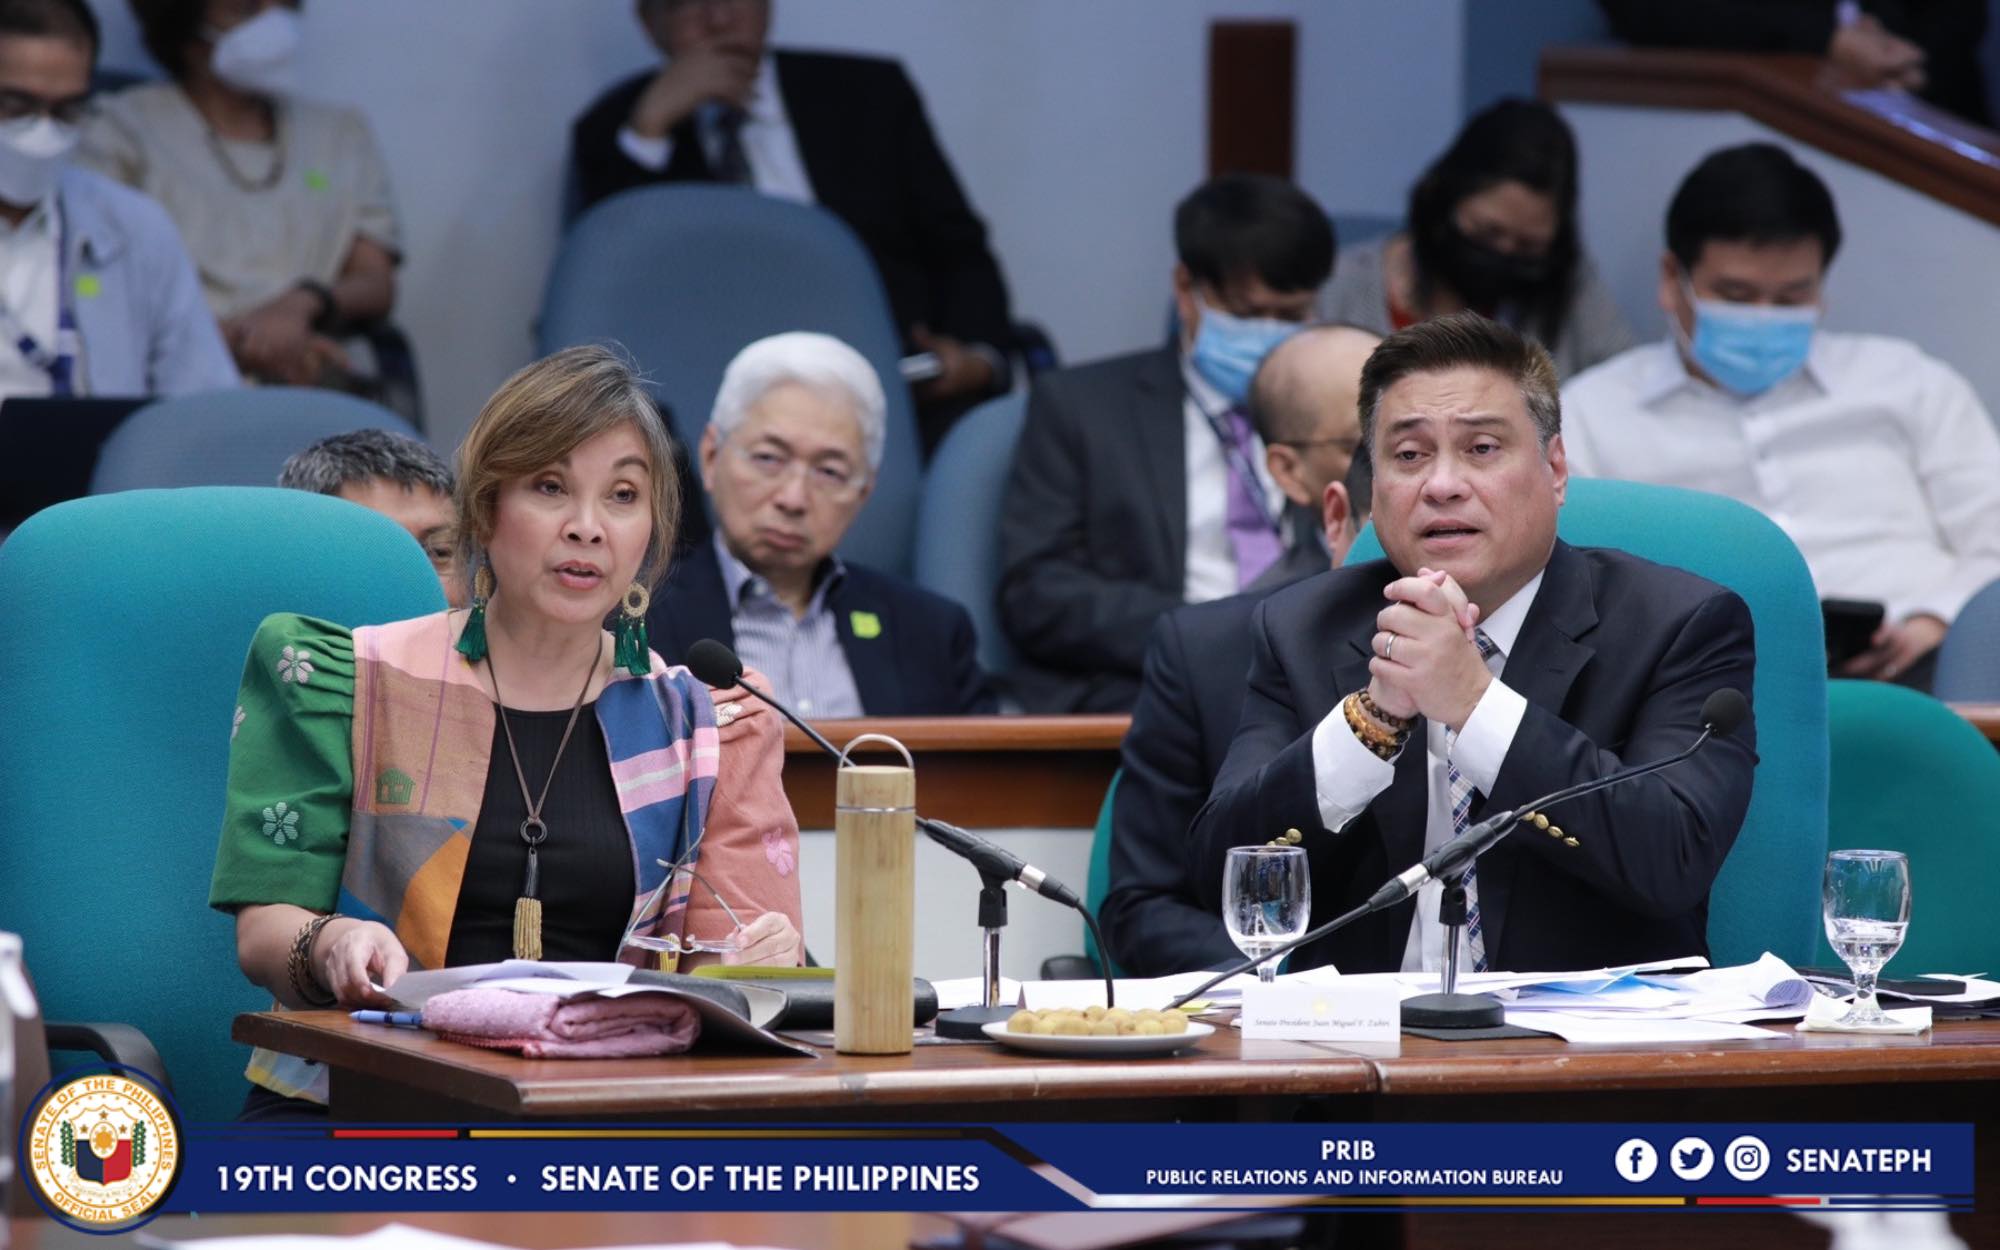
[
  {"x1": 234, "y1": 1012, "x2": 1377, "y2": 1118},
  {"x1": 236, "y1": 1011, "x2": 2000, "y2": 1119}
]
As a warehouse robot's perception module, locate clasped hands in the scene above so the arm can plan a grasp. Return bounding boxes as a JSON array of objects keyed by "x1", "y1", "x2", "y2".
[{"x1": 1365, "y1": 567, "x2": 1490, "y2": 734}]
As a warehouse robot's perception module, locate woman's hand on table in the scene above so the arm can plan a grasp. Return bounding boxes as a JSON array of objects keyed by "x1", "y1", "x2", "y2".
[
  {"x1": 721, "y1": 911, "x2": 803, "y2": 967},
  {"x1": 314, "y1": 918, "x2": 409, "y2": 1008}
]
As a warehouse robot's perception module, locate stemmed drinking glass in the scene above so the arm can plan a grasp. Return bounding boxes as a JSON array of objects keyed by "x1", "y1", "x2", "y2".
[
  {"x1": 1822, "y1": 849, "x2": 1912, "y2": 1027},
  {"x1": 1223, "y1": 846, "x2": 1311, "y2": 983}
]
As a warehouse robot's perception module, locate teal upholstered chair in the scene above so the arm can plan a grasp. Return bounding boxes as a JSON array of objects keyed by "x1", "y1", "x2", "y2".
[
  {"x1": 0, "y1": 488, "x2": 445, "y2": 1120},
  {"x1": 1349, "y1": 477, "x2": 1829, "y2": 966},
  {"x1": 1814, "y1": 681, "x2": 2000, "y2": 976},
  {"x1": 913, "y1": 392, "x2": 1027, "y2": 678}
]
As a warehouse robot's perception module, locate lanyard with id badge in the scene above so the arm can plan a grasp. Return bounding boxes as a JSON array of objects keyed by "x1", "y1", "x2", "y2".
[{"x1": 0, "y1": 208, "x2": 80, "y2": 396}]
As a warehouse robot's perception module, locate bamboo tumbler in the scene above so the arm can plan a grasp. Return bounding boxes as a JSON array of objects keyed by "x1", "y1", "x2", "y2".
[{"x1": 834, "y1": 763, "x2": 916, "y2": 1054}]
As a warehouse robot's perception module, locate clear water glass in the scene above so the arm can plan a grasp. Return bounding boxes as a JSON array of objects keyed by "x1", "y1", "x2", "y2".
[
  {"x1": 1823, "y1": 849, "x2": 1912, "y2": 1027},
  {"x1": 1223, "y1": 846, "x2": 1311, "y2": 983}
]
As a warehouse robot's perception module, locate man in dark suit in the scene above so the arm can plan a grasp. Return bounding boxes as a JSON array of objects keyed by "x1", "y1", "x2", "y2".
[
  {"x1": 1191, "y1": 313, "x2": 1757, "y2": 975},
  {"x1": 646, "y1": 331, "x2": 996, "y2": 716},
  {"x1": 1102, "y1": 452, "x2": 1373, "y2": 976},
  {"x1": 570, "y1": 0, "x2": 1014, "y2": 449},
  {"x1": 1246, "y1": 323, "x2": 1379, "y2": 592},
  {"x1": 997, "y1": 174, "x2": 1335, "y2": 713}
]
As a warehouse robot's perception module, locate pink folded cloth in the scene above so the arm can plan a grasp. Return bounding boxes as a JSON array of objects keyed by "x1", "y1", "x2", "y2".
[{"x1": 421, "y1": 987, "x2": 701, "y2": 1058}]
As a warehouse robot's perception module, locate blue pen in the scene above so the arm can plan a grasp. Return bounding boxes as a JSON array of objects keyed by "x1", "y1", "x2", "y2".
[{"x1": 350, "y1": 1010, "x2": 424, "y2": 1029}]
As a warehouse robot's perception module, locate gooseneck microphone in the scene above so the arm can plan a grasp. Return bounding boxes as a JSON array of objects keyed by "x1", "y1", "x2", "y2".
[
  {"x1": 686, "y1": 639, "x2": 1084, "y2": 909},
  {"x1": 686, "y1": 639, "x2": 1110, "y2": 1014},
  {"x1": 1165, "y1": 688, "x2": 1750, "y2": 1011}
]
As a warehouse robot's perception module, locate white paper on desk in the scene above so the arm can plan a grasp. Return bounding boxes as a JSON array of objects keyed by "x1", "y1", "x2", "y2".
[
  {"x1": 1920, "y1": 975, "x2": 2000, "y2": 1003},
  {"x1": 1647, "y1": 952, "x2": 1812, "y2": 1010},
  {"x1": 1394, "y1": 955, "x2": 1710, "y2": 998},
  {"x1": 1503, "y1": 1011, "x2": 1783, "y2": 1043},
  {"x1": 932, "y1": 976, "x2": 1023, "y2": 1011},
  {"x1": 385, "y1": 960, "x2": 635, "y2": 1008},
  {"x1": 1796, "y1": 993, "x2": 1932, "y2": 1034}
]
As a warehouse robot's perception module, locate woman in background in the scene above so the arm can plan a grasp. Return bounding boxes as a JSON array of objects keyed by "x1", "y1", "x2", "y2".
[
  {"x1": 1320, "y1": 98, "x2": 1632, "y2": 378},
  {"x1": 81, "y1": 0, "x2": 400, "y2": 390},
  {"x1": 211, "y1": 346, "x2": 803, "y2": 1117}
]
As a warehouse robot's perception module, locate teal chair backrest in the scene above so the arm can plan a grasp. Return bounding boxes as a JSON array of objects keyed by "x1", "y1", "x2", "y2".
[
  {"x1": 1816, "y1": 681, "x2": 2000, "y2": 975},
  {"x1": 1349, "y1": 478, "x2": 1829, "y2": 965},
  {"x1": 1082, "y1": 772, "x2": 1124, "y2": 978},
  {"x1": 912, "y1": 392, "x2": 1027, "y2": 676},
  {"x1": 539, "y1": 185, "x2": 921, "y2": 576},
  {"x1": 90, "y1": 388, "x2": 420, "y2": 493},
  {"x1": 0, "y1": 488, "x2": 445, "y2": 1120}
]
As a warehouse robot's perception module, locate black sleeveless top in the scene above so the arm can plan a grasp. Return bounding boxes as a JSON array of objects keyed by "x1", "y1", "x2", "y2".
[{"x1": 443, "y1": 703, "x2": 636, "y2": 965}]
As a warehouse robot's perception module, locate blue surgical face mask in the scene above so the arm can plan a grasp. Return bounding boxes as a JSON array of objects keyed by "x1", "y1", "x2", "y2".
[
  {"x1": 1188, "y1": 296, "x2": 1301, "y2": 406},
  {"x1": 1680, "y1": 284, "x2": 1819, "y2": 396}
]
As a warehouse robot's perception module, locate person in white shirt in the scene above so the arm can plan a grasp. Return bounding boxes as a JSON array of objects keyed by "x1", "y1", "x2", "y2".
[
  {"x1": 0, "y1": 0, "x2": 234, "y2": 403},
  {"x1": 1563, "y1": 142, "x2": 2000, "y2": 689}
]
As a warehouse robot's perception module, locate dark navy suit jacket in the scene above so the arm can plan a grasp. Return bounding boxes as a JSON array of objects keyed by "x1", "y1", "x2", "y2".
[
  {"x1": 1190, "y1": 541, "x2": 1759, "y2": 974},
  {"x1": 647, "y1": 540, "x2": 998, "y2": 717}
]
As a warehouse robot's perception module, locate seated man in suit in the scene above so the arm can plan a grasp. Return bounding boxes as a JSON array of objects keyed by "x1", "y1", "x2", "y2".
[
  {"x1": 998, "y1": 173, "x2": 1335, "y2": 712},
  {"x1": 1104, "y1": 451, "x2": 1374, "y2": 975},
  {"x1": 1247, "y1": 323, "x2": 1379, "y2": 589},
  {"x1": 278, "y1": 428, "x2": 461, "y2": 607},
  {"x1": 571, "y1": 0, "x2": 1013, "y2": 449},
  {"x1": 646, "y1": 331, "x2": 997, "y2": 716},
  {"x1": 1192, "y1": 312, "x2": 1757, "y2": 975},
  {"x1": 0, "y1": 0, "x2": 235, "y2": 404},
  {"x1": 1563, "y1": 143, "x2": 2000, "y2": 691}
]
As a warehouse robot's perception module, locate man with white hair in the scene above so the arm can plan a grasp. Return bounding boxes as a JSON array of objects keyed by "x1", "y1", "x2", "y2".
[{"x1": 646, "y1": 331, "x2": 997, "y2": 716}]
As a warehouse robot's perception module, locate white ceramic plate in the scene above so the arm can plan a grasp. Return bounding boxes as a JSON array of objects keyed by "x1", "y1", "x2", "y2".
[{"x1": 981, "y1": 1019, "x2": 1214, "y2": 1056}]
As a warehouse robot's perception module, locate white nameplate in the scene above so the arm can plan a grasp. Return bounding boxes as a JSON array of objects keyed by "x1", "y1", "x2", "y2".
[{"x1": 1240, "y1": 982, "x2": 1401, "y2": 1042}]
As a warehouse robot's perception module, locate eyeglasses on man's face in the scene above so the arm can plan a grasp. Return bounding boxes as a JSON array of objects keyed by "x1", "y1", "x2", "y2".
[
  {"x1": 728, "y1": 439, "x2": 869, "y2": 504},
  {"x1": 0, "y1": 89, "x2": 89, "y2": 127}
]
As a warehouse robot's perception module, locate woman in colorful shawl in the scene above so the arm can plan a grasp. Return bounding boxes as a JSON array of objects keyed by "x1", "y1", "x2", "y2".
[{"x1": 210, "y1": 345, "x2": 804, "y2": 1116}]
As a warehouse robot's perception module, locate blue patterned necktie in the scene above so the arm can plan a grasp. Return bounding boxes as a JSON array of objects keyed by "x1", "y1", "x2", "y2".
[{"x1": 1445, "y1": 629, "x2": 1501, "y2": 972}]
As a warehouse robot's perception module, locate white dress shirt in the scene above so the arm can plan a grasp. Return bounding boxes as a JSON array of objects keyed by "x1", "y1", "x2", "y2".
[
  {"x1": 1181, "y1": 356, "x2": 1288, "y2": 603},
  {"x1": 1562, "y1": 335, "x2": 2000, "y2": 625},
  {"x1": 1307, "y1": 571, "x2": 1542, "y2": 972},
  {"x1": 0, "y1": 194, "x2": 64, "y2": 401},
  {"x1": 615, "y1": 55, "x2": 817, "y2": 205}
]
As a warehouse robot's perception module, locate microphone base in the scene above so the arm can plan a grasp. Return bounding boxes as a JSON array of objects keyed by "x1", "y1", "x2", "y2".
[
  {"x1": 935, "y1": 1004, "x2": 1016, "y2": 1040},
  {"x1": 1400, "y1": 991, "x2": 1505, "y2": 1030}
]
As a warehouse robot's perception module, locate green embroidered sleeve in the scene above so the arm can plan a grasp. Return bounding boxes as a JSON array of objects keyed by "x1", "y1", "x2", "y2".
[{"x1": 209, "y1": 613, "x2": 356, "y2": 913}]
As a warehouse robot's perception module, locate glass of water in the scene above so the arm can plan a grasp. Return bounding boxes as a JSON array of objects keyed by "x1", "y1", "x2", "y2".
[
  {"x1": 1823, "y1": 849, "x2": 1912, "y2": 1027},
  {"x1": 1223, "y1": 846, "x2": 1311, "y2": 983}
]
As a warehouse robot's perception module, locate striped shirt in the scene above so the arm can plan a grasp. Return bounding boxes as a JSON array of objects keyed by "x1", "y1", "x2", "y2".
[{"x1": 715, "y1": 533, "x2": 865, "y2": 718}]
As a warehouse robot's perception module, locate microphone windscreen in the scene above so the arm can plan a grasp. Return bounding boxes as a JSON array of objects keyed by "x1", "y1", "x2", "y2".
[
  {"x1": 1700, "y1": 688, "x2": 1750, "y2": 737},
  {"x1": 686, "y1": 639, "x2": 744, "y2": 689}
]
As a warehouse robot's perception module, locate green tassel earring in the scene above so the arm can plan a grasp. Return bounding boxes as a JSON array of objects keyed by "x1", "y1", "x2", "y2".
[
  {"x1": 615, "y1": 582, "x2": 651, "y2": 676},
  {"x1": 456, "y1": 562, "x2": 494, "y2": 664}
]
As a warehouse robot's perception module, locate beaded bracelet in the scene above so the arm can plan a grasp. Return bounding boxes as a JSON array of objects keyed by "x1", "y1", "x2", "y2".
[
  {"x1": 287, "y1": 913, "x2": 340, "y2": 1008},
  {"x1": 1357, "y1": 687, "x2": 1412, "y2": 732},
  {"x1": 1343, "y1": 691, "x2": 1407, "y2": 761}
]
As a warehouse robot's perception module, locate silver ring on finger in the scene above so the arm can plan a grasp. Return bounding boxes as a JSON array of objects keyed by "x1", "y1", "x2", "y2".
[{"x1": 1383, "y1": 632, "x2": 1396, "y2": 661}]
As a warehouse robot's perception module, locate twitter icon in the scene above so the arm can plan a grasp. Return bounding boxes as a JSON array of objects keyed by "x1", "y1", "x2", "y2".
[{"x1": 1670, "y1": 1136, "x2": 1715, "y2": 1181}]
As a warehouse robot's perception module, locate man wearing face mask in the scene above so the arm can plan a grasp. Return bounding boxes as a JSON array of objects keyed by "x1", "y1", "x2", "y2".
[
  {"x1": 82, "y1": 0, "x2": 401, "y2": 392},
  {"x1": 998, "y1": 174, "x2": 1334, "y2": 713},
  {"x1": 1563, "y1": 143, "x2": 2000, "y2": 689},
  {"x1": 0, "y1": 0, "x2": 233, "y2": 401}
]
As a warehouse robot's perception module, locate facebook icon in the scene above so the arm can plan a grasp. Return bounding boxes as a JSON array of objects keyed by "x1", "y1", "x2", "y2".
[{"x1": 1615, "y1": 1137, "x2": 1660, "y2": 1182}]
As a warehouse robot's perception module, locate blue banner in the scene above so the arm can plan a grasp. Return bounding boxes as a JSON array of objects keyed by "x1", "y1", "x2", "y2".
[{"x1": 155, "y1": 1122, "x2": 1973, "y2": 1215}]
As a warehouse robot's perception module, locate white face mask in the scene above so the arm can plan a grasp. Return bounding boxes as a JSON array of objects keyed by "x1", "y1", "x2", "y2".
[
  {"x1": 210, "y1": 8, "x2": 303, "y2": 98},
  {"x1": 0, "y1": 115, "x2": 78, "y2": 208}
]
